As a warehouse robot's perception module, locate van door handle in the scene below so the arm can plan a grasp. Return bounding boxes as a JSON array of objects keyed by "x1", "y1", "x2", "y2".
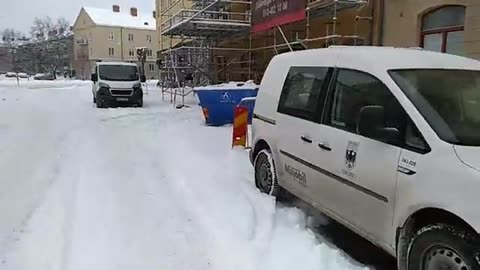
[
  {"x1": 300, "y1": 136, "x2": 313, "y2": 143},
  {"x1": 318, "y1": 143, "x2": 332, "y2": 151}
]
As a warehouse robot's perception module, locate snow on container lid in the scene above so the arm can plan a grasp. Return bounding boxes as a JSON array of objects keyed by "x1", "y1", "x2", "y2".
[{"x1": 194, "y1": 80, "x2": 259, "y2": 91}]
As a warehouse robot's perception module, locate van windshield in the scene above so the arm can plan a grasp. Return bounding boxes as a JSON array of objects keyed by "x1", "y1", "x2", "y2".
[
  {"x1": 389, "y1": 69, "x2": 480, "y2": 146},
  {"x1": 99, "y1": 65, "x2": 139, "y2": 81}
]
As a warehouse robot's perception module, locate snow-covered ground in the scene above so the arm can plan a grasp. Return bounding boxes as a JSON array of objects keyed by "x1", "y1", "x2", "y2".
[{"x1": 0, "y1": 80, "x2": 373, "y2": 270}]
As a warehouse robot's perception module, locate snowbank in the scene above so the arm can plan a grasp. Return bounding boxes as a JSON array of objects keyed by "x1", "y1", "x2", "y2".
[{"x1": 0, "y1": 79, "x2": 92, "y2": 89}]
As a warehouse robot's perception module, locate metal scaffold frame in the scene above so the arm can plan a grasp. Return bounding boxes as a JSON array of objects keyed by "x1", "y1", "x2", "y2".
[
  {"x1": 159, "y1": 0, "x2": 254, "y2": 106},
  {"x1": 158, "y1": 0, "x2": 371, "y2": 106}
]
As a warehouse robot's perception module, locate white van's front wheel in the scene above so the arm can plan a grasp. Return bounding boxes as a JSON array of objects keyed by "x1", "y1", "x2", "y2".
[
  {"x1": 254, "y1": 149, "x2": 279, "y2": 196},
  {"x1": 407, "y1": 224, "x2": 480, "y2": 270}
]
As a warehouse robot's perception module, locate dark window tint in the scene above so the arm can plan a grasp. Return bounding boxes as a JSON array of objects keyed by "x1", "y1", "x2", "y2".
[
  {"x1": 405, "y1": 120, "x2": 429, "y2": 152},
  {"x1": 278, "y1": 67, "x2": 330, "y2": 121},
  {"x1": 326, "y1": 69, "x2": 407, "y2": 141},
  {"x1": 390, "y1": 69, "x2": 480, "y2": 146},
  {"x1": 99, "y1": 65, "x2": 139, "y2": 81}
]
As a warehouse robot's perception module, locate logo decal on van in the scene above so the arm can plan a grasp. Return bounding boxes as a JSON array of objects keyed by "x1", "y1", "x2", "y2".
[
  {"x1": 285, "y1": 164, "x2": 307, "y2": 186},
  {"x1": 345, "y1": 141, "x2": 359, "y2": 170}
]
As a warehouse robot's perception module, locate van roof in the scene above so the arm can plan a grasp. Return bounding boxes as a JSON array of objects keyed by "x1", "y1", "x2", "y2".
[
  {"x1": 96, "y1": 62, "x2": 138, "y2": 67},
  {"x1": 274, "y1": 46, "x2": 480, "y2": 71}
]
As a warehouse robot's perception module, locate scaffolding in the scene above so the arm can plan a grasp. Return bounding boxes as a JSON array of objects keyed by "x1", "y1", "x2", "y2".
[{"x1": 158, "y1": 0, "x2": 370, "y2": 102}]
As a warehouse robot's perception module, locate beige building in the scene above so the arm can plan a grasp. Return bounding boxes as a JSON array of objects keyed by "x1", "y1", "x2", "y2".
[
  {"x1": 73, "y1": 5, "x2": 158, "y2": 80},
  {"x1": 383, "y1": 0, "x2": 480, "y2": 59},
  {"x1": 155, "y1": 0, "x2": 480, "y2": 85}
]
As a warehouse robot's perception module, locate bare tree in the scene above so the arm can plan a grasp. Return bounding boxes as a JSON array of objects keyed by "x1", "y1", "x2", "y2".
[
  {"x1": 0, "y1": 28, "x2": 27, "y2": 74},
  {"x1": 28, "y1": 17, "x2": 73, "y2": 78},
  {"x1": 30, "y1": 17, "x2": 54, "y2": 41}
]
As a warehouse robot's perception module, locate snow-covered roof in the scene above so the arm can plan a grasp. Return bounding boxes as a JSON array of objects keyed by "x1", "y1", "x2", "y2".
[{"x1": 83, "y1": 7, "x2": 156, "y2": 30}]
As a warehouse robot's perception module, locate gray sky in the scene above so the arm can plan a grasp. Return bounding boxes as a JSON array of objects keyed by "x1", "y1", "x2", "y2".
[{"x1": 0, "y1": 0, "x2": 155, "y2": 35}]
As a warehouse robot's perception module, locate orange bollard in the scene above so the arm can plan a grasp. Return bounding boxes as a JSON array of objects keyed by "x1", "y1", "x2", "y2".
[{"x1": 232, "y1": 106, "x2": 249, "y2": 148}]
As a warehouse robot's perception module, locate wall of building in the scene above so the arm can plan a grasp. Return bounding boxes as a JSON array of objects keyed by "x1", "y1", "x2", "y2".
[
  {"x1": 158, "y1": 0, "x2": 193, "y2": 51},
  {"x1": 213, "y1": 3, "x2": 376, "y2": 83},
  {"x1": 74, "y1": 24, "x2": 158, "y2": 78},
  {"x1": 383, "y1": 0, "x2": 480, "y2": 59}
]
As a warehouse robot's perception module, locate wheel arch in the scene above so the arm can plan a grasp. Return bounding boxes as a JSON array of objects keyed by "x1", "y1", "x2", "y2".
[
  {"x1": 396, "y1": 207, "x2": 477, "y2": 248},
  {"x1": 252, "y1": 139, "x2": 271, "y2": 162}
]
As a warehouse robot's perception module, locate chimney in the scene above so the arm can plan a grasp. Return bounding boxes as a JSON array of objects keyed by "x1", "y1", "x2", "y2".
[
  {"x1": 112, "y1": 5, "x2": 120, "y2": 12},
  {"x1": 130, "y1": 7, "x2": 138, "y2": 17}
]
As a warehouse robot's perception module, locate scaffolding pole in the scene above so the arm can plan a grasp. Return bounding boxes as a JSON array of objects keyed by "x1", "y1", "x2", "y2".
[{"x1": 277, "y1": 25, "x2": 293, "y2": 52}]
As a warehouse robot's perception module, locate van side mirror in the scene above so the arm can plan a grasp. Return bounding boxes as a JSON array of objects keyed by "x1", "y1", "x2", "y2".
[
  {"x1": 140, "y1": 75, "x2": 146, "y2": 83},
  {"x1": 358, "y1": 105, "x2": 401, "y2": 144},
  {"x1": 91, "y1": 73, "x2": 98, "y2": 82}
]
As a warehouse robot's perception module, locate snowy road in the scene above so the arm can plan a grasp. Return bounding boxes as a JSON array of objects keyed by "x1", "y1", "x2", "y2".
[{"x1": 0, "y1": 80, "x2": 380, "y2": 270}]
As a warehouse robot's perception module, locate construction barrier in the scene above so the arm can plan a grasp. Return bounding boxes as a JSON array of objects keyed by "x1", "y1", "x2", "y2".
[{"x1": 232, "y1": 106, "x2": 249, "y2": 148}]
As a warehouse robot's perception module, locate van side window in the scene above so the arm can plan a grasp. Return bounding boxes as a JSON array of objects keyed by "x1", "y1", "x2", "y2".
[
  {"x1": 405, "y1": 121, "x2": 429, "y2": 152},
  {"x1": 325, "y1": 69, "x2": 407, "y2": 141},
  {"x1": 277, "y1": 67, "x2": 331, "y2": 121}
]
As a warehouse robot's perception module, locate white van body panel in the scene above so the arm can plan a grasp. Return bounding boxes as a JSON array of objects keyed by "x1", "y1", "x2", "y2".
[{"x1": 252, "y1": 46, "x2": 480, "y2": 257}]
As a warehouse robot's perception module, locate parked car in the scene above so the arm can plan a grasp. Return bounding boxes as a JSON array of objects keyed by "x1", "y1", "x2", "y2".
[
  {"x1": 33, "y1": 73, "x2": 55, "y2": 80},
  {"x1": 17, "y1": 72, "x2": 28, "y2": 78},
  {"x1": 5, "y1": 72, "x2": 17, "y2": 78},
  {"x1": 251, "y1": 46, "x2": 480, "y2": 270}
]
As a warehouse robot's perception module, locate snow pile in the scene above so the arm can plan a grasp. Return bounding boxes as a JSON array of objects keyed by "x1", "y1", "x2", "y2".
[
  {"x1": 194, "y1": 80, "x2": 259, "y2": 91},
  {"x1": 0, "y1": 79, "x2": 92, "y2": 89},
  {"x1": 0, "y1": 82, "x2": 368, "y2": 270}
]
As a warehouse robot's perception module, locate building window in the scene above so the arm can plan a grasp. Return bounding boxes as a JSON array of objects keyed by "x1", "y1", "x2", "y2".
[
  {"x1": 149, "y1": 64, "x2": 155, "y2": 71},
  {"x1": 146, "y1": 49, "x2": 153, "y2": 57},
  {"x1": 421, "y1": 6, "x2": 466, "y2": 56},
  {"x1": 147, "y1": 34, "x2": 152, "y2": 42},
  {"x1": 128, "y1": 33, "x2": 134, "y2": 41},
  {"x1": 129, "y1": 49, "x2": 135, "y2": 56},
  {"x1": 108, "y1": 48, "x2": 115, "y2": 56},
  {"x1": 108, "y1": 32, "x2": 114, "y2": 40}
]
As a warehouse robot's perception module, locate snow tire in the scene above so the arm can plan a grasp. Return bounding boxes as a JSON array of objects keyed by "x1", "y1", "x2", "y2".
[
  {"x1": 407, "y1": 223, "x2": 480, "y2": 270},
  {"x1": 254, "y1": 149, "x2": 279, "y2": 197}
]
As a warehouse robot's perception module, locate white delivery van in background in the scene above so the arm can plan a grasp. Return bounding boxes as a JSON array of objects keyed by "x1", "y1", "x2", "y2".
[
  {"x1": 250, "y1": 46, "x2": 480, "y2": 270},
  {"x1": 91, "y1": 62, "x2": 146, "y2": 108}
]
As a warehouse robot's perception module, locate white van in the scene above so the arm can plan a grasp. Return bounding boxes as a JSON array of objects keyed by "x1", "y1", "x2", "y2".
[
  {"x1": 251, "y1": 46, "x2": 480, "y2": 270},
  {"x1": 91, "y1": 62, "x2": 146, "y2": 108}
]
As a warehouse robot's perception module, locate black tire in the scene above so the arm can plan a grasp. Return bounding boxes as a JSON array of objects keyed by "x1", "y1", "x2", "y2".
[
  {"x1": 254, "y1": 149, "x2": 280, "y2": 197},
  {"x1": 137, "y1": 99, "x2": 143, "y2": 108},
  {"x1": 96, "y1": 96, "x2": 107, "y2": 108},
  {"x1": 407, "y1": 223, "x2": 480, "y2": 270}
]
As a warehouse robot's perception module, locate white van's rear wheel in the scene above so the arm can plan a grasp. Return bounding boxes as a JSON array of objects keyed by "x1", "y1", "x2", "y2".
[
  {"x1": 407, "y1": 224, "x2": 480, "y2": 270},
  {"x1": 254, "y1": 149, "x2": 279, "y2": 196}
]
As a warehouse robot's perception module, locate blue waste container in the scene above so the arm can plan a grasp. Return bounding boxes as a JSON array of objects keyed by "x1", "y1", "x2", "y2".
[{"x1": 195, "y1": 84, "x2": 258, "y2": 126}]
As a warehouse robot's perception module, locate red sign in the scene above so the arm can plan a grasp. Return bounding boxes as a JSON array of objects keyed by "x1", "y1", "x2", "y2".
[{"x1": 252, "y1": 0, "x2": 306, "y2": 33}]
